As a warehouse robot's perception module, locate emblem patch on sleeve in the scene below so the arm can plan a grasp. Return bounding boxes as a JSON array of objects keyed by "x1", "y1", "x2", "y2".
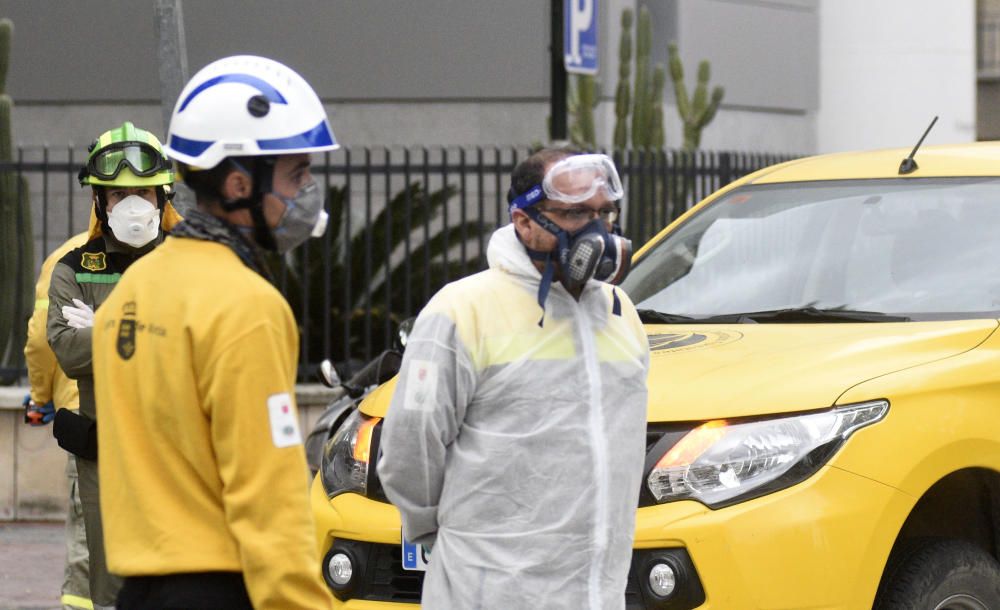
[
  {"x1": 116, "y1": 301, "x2": 137, "y2": 360},
  {"x1": 267, "y1": 392, "x2": 302, "y2": 448},
  {"x1": 403, "y1": 360, "x2": 438, "y2": 412}
]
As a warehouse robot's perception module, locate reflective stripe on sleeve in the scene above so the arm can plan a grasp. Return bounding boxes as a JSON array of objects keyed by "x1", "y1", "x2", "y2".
[{"x1": 61, "y1": 593, "x2": 94, "y2": 609}]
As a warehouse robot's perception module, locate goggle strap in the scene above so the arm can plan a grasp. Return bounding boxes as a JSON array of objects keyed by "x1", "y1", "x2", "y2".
[{"x1": 508, "y1": 184, "x2": 545, "y2": 214}]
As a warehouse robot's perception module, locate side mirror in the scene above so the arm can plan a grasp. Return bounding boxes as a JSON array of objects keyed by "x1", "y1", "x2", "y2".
[
  {"x1": 343, "y1": 350, "x2": 404, "y2": 398},
  {"x1": 395, "y1": 317, "x2": 416, "y2": 352},
  {"x1": 317, "y1": 359, "x2": 341, "y2": 388}
]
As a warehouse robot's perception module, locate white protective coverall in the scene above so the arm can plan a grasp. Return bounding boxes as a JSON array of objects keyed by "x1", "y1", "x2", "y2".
[{"x1": 379, "y1": 223, "x2": 650, "y2": 610}]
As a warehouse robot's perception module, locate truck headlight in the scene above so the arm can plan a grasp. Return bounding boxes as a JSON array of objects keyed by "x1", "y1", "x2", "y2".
[
  {"x1": 647, "y1": 400, "x2": 888, "y2": 508},
  {"x1": 320, "y1": 410, "x2": 381, "y2": 499}
]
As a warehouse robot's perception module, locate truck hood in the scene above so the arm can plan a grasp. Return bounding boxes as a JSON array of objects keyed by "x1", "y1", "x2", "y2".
[{"x1": 645, "y1": 320, "x2": 997, "y2": 422}]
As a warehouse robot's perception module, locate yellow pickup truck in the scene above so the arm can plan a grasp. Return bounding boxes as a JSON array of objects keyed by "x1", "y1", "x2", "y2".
[{"x1": 312, "y1": 142, "x2": 1000, "y2": 609}]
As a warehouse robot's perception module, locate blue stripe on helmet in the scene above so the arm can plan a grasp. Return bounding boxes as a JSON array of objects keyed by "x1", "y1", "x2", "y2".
[
  {"x1": 167, "y1": 133, "x2": 213, "y2": 158},
  {"x1": 257, "y1": 120, "x2": 336, "y2": 151},
  {"x1": 508, "y1": 185, "x2": 545, "y2": 213},
  {"x1": 178, "y1": 74, "x2": 288, "y2": 113}
]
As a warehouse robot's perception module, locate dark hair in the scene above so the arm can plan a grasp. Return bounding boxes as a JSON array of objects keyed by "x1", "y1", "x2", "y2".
[{"x1": 507, "y1": 146, "x2": 583, "y2": 204}]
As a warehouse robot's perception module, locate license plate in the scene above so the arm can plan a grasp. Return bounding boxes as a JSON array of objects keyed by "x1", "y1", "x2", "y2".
[{"x1": 401, "y1": 534, "x2": 430, "y2": 571}]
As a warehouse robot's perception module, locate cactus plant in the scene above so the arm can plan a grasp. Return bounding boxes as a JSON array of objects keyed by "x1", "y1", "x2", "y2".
[
  {"x1": 612, "y1": 8, "x2": 633, "y2": 150},
  {"x1": 0, "y1": 17, "x2": 33, "y2": 381},
  {"x1": 568, "y1": 74, "x2": 597, "y2": 149},
  {"x1": 620, "y1": 6, "x2": 667, "y2": 151},
  {"x1": 649, "y1": 64, "x2": 666, "y2": 149},
  {"x1": 630, "y1": 6, "x2": 651, "y2": 149},
  {"x1": 668, "y1": 42, "x2": 724, "y2": 151}
]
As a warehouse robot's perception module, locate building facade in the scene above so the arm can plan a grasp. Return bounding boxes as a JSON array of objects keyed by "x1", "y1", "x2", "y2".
[{"x1": 0, "y1": 0, "x2": 977, "y2": 154}]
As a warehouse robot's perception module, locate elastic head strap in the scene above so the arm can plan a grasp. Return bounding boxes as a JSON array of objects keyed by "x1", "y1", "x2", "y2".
[
  {"x1": 94, "y1": 188, "x2": 109, "y2": 225},
  {"x1": 535, "y1": 254, "x2": 555, "y2": 327},
  {"x1": 514, "y1": 210, "x2": 571, "y2": 327},
  {"x1": 508, "y1": 183, "x2": 545, "y2": 215},
  {"x1": 521, "y1": 206, "x2": 572, "y2": 267},
  {"x1": 220, "y1": 157, "x2": 279, "y2": 251},
  {"x1": 520, "y1": 205, "x2": 560, "y2": 234}
]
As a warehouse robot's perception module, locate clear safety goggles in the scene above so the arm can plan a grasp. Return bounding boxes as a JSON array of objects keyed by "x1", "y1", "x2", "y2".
[
  {"x1": 541, "y1": 153, "x2": 624, "y2": 204},
  {"x1": 86, "y1": 142, "x2": 171, "y2": 180}
]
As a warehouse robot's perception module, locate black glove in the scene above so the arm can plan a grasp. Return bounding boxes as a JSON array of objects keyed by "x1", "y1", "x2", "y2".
[{"x1": 52, "y1": 409, "x2": 98, "y2": 460}]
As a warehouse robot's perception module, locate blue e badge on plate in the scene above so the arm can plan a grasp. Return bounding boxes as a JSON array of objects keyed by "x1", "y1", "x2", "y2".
[{"x1": 402, "y1": 535, "x2": 430, "y2": 571}]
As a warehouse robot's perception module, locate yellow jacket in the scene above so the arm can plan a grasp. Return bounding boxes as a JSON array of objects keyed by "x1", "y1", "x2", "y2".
[
  {"x1": 93, "y1": 235, "x2": 333, "y2": 610},
  {"x1": 23, "y1": 232, "x2": 89, "y2": 408}
]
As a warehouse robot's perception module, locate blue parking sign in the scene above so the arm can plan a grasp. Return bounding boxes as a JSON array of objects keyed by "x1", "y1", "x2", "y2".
[{"x1": 564, "y1": 0, "x2": 598, "y2": 75}]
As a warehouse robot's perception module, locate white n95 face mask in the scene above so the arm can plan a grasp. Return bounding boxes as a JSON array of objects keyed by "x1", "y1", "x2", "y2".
[
  {"x1": 107, "y1": 195, "x2": 160, "y2": 248},
  {"x1": 271, "y1": 179, "x2": 327, "y2": 254}
]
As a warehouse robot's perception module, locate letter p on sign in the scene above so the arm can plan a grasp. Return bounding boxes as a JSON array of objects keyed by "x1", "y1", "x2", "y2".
[{"x1": 564, "y1": 0, "x2": 598, "y2": 75}]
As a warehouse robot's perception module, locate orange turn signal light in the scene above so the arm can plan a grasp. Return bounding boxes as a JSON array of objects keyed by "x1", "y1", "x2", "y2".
[
  {"x1": 353, "y1": 416, "x2": 382, "y2": 463},
  {"x1": 655, "y1": 420, "x2": 728, "y2": 469}
]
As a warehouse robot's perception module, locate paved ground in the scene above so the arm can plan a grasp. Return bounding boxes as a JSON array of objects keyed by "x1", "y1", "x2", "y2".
[{"x1": 0, "y1": 522, "x2": 64, "y2": 610}]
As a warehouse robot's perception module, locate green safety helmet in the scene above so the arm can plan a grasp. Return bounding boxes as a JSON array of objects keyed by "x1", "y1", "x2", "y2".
[{"x1": 79, "y1": 121, "x2": 175, "y2": 188}]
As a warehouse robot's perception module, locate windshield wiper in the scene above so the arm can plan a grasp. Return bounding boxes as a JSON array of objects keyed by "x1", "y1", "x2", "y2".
[
  {"x1": 637, "y1": 309, "x2": 702, "y2": 324},
  {"x1": 638, "y1": 307, "x2": 910, "y2": 324},
  {"x1": 724, "y1": 307, "x2": 911, "y2": 323},
  {"x1": 637, "y1": 309, "x2": 747, "y2": 324},
  {"x1": 638, "y1": 306, "x2": 911, "y2": 324}
]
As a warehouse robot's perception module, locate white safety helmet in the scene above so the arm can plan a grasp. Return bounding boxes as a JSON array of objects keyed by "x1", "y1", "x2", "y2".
[{"x1": 165, "y1": 55, "x2": 339, "y2": 169}]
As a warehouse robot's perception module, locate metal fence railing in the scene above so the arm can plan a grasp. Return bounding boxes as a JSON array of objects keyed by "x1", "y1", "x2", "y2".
[{"x1": 2, "y1": 145, "x2": 796, "y2": 379}]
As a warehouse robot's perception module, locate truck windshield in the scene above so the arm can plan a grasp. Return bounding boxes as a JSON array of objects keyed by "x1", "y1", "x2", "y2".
[{"x1": 621, "y1": 178, "x2": 1000, "y2": 321}]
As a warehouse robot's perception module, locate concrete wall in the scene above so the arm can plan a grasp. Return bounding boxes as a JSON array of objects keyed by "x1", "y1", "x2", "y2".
[
  {"x1": 0, "y1": 0, "x2": 816, "y2": 154},
  {"x1": 817, "y1": 0, "x2": 976, "y2": 153},
  {"x1": 669, "y1": 0, "x2": 819, "y2": 153},
  {"x1": 0, "y1": 0, "x2": 550, "y2": 148},
  {"x1": 1, "y1": 0, "x2": 547, "y2": 103},
  {"x1": 1, "y1": 0, "x2": 979, "y2": 155},
  {"x1": 594, "y1": 0, "x2": 819, "y2": 153},
  {"x1": 0, "y1": 385, "x2": 337, "y2": 521}
]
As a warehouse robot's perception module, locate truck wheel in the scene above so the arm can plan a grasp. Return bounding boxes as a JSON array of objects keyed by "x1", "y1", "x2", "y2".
[{"x1": 875, "y1": 538, "x2": 1000, "y2": 610}]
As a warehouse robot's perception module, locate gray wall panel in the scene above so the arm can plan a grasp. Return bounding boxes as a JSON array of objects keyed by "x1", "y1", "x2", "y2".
[
  {"x1": 0, "y1": 0, "x2": 818, "y2": 152},
  {"x1": 1, "y1": 0, "x2": 547, "y2": 102},
  {"x1": 676, "y1": 0, "x2": 818, "y2": 111},
  {"x1": 182, "y1": 0, "x2": 547, "y2": 100},
  {"x1": 0, "y1": 0, "x2": 161, "y2": 101}
]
